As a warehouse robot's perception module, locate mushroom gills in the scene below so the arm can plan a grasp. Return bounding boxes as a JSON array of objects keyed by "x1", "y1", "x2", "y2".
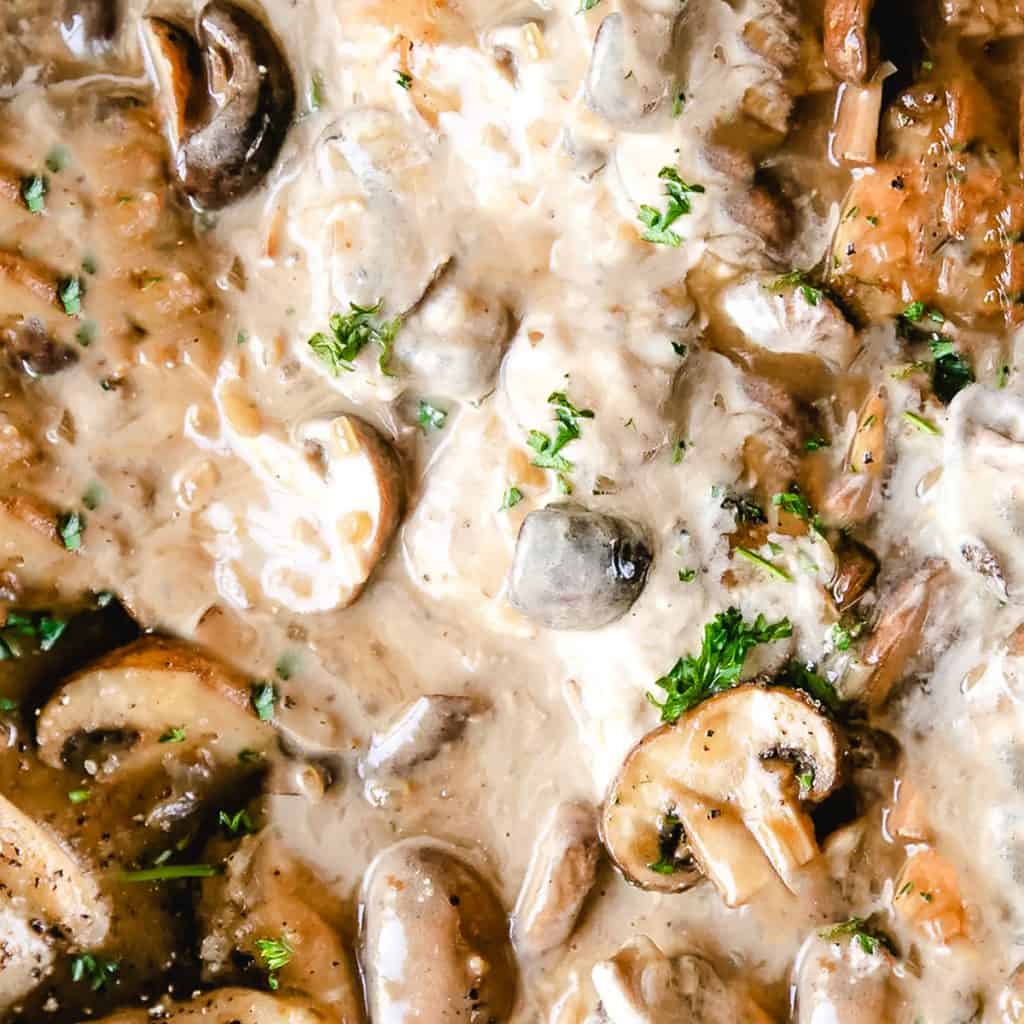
[
  {"x1": 508, "y1": 503, "x2": 653, "y2": 630},
  {"x1": 361, "y1": 839, "x2": 517, "y2": 1023},
  {"x1": 142, "y1": 1, "x2": 296, "y2": 209}
]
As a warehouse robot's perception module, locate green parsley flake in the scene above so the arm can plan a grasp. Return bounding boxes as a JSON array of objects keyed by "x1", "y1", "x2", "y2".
[
  {"x1": 219, "y1": 808, "x2": 256, "y2": 835},
  {"x1": 768, "y1": 269, "x2": 823, "y2": 307},
  {"x1": 638, "y1": 167, "x2": 705, "y2": 246},
  {"x1": 21, "y1": 174, "x2": 47, "y2": 214},
  {"x1": 648, "y1": 607, "x2": 792, "y2": 723},
  {"x1": 309, "y1": 300, "x2": 402, "y2": 376},
  {"x1": 0, "y1": 698, "x2": 17, "y2": 712},
  {"x1": 70, "y1": 953, "x2": 119, "y2": 991},
  {"x1": 671, "y1": 92, "x2": 685, "y2": 117},
  {"x1": 803, "y1": 437, "x2": 830, "y2": 451},
  {"x1": 678, "y1": 568, "x2": 697, "y2": 583},
  {"x1": 527, "y1": 391, "x2": 594, "y2": 493},
  {"x1": 734, "y1": 546, "x2": 792, "y2": 582},
  {"x1": 58, "y1": 511, "x2": 83, "y2": 551},
  {"x1": 255, "y1": 936, "x2": 293, "y2": 990},
  {"x1": 68, "y1": 788, "x2": 90, "y2": 804},
  {"x1": 251, "y1": 682, "x2": 278, "y2": 722},
  {"x1": 577, "y1": 0, "x2": 602, "y2": 11},
  {"x1": 308, "y1": 71, "x2": 325, "y2": 111},
  {"x1": 819, "y1": 918, "x2": 893, "y2": 957},
  {"x1": 159, "y1": 726, "x2": 186, "y2": 744},
  {"x1": 500, "y1": 486, "x2": 524, "y2": 511},
  {"x1": 58, "y1": 276, "x2": 83, "y2": 316},
  {"x1": 396, "y1": 71, "x2": 413, "y2": 90},
  {"x1": 417, "y1": 400, "x2": 448, "y2": 432}
]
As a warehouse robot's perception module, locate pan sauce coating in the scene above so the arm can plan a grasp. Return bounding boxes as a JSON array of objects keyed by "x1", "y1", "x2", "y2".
[{"x1": 1, "y1": 0, "x2": 1024, "y2": 1021}]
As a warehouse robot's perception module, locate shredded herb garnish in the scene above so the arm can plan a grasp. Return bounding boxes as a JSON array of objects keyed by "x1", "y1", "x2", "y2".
[
  {"x1": 819, "y1": 917, "x2": 894, "y2": 956},
  {"x1": 308, "y1": 300, "x2": 402, "y2": 376},
  {"x1": 116, "y1": 864, "x2": 220, "y2": 883},
  {"x1": 928, "y1": 336, "x2": 974, "y2": 404},
  {"x1": 768, "y1": 269, "x2": 823, "y2": 307},
  {"x1": 58, "y1": 511, "x2": 83, "y2": 551},
  {"x1": 417, "y1": 400, "x2": 447, "y2": 432},
  {"x1": 500, "y1": 486, "x2": 523, "y2": 510},
  {"x1": 251, "y1": 682, "x2": 277, "y2": 722},
  {"x1": 21, "y1": 174, "x2": 47, "y2": 214},
  {"x1": 638, "y1": 167, "x2": 705, "y2": 246},
  {"x1": 308, "y1": 71, "x2": 325, "y2": 111},
  {"x1": 159, "y1": 726, "x2": 186, "y2": 744},
  {"x1": 70, "y1": 954, "x2": 119, "y2": 991},
  {"x1": 902, "y1": 411, "x2": 941, "y2": 435},
  {"x1": 255, "y1": 936, "x2": 293, "y2": 990},
  {"x1": 395, "y1": 71, "x2": 413, "y2": 89},
  {"x1": 648, "y1": 607, "x2": 792, "y2": 723},
  {"x1": 803, "y1": 437, "x2": 830, "y2": 451},
  {"x1": 719, "y1": 491, "x2": 766, "y2": 524},
  {"x1": 678, "y1": 568, "x2": 697, "y2": 583},
  {"x1": 219, "y1": 808, "x2": 256, "y2": 836},
  {"x1": 735, "y1": 547, "x2": 792, "y2": 582},
  {"x1": 772, "y1": 488, "x2": 822, "y2": 532},
  {"x1": 526, "y1": 391, "x2": 594, "y2": 493},
  {"x1": 58, "y1": 276, "x2": 82, "y2": 316},
  {"x1": 68, "y1": 788, "x2": 90, "y2": 804},
  {"x1": 647, "y1": 813, "x2": 685, "y2": 874},
  {"x1": 776, "y1": 661, "x2": 841, "y2": 712}
]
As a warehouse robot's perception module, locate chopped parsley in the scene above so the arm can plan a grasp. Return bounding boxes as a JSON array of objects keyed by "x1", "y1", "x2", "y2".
[
  {"x1": 58, "y1": 511, "x2": 83, "y2": 551},
  {"x1": 255, "y1": 935, "x2": 293, "y2": 990},
  {"x1": 768, "y1": 269, "x2": 823, "y2": 307},
  {"x1": 803, "y1": 437, "x2": 830, "y2": 451},
  {"x1": 999, "y1": 364, "x2": 1012, "y2": 388},
  {"x1": 647, "y1": 813, "x2": 686, "y2": 875},
  {"x1": 527, "y1": 391, "x2": 594, "y2": 493},
  {"x1": 70, "y1": 953, "x2": 119, "y2": 991},
  {"x1": 308, "y1": 300, "x2": 402, "y2": 376},
  {"x1": 158, "y1": 726, "x2": 186, "y2": 744},
  {"x1": 830, "y1": 621, "x2": 863, "y2": 652},
  {"x1": 900, "y1": 301, "x2": 944, "y2": 326},
  {"x1": 500, "y1": 486, "x2": 523, "y2": 510},
  {"x1": 678, "y1": 568, "x2": 697, "y2": 583},
  {"x1": 58, "y1": 276, "x2": 83, "y2": 316},
  {"x1": 671, "y1": 92, "x2": 685, "y2": 117},
  {"x1": 21, "y1": 174, "x2": 47, "y2": 214},
  {"x1": 819, "y1": 917, "x2": 893, "y2": 957},
  {"x1": 417, "y1": 400, "x2": 447, "y2": 432},
  {"x1": 395, "y1": 71, "x2": 413, "y2": 90},
  {"x1": 648, "y1": 607, "x2": 792, "y2": 723},
  {"x1": 68, "y1": 788, "x2": 90, "y2": 804},
  {"x1": 902, "y1": 410, "x2": 941, "y2": 435},
  {"x1": 577, "y1": 0, "x2": 603, "y2": 11},
  {"x1": 929, "y1": 336, "x2": 974, "y2": 404},
  {"x1": 734, "y1": 546, "x2": 792, "y2": 582},
  {"x1": 638, "y1": 167, "x2": 705, "y2": 246},
  {"x1": 219, "y1": 808, "x2": 256, "y2": 836},
  {"x1": 308, "y1": 71, "x2": 325, "y2": 111},
  {"x1": 671, "y1": 438, "x2": 689, "y2": 464},
  {"x1": 719, "y1": 491, "x2": 766, "y2": 524},
  {"x1": 772, "y1": 488, "x2": 821, "y2": 531},
  {"x1": 776, "y1": 661, "x2": 840, "y2": 712},
  {"x1": 1, "y1": 611, "x2": 67, "y2": 656},
  {"x1": 0, "y1": 698, "x2": 17, "y2": 712},
  {"x1": 251, "y1": 682, "x2": 278, "y2": 722},
  {"x1": 116, "y1": 863, "x2": 219, "y2": 883},
  {"x1": 796, "y1": 770, "x2": 813, "y2": 792}
]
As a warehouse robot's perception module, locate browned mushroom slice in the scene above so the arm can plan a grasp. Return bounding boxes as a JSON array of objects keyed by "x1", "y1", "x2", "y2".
[
  {"x1": 0, "y1": 250, "x2": 60, "y2": 308},
  {"x1": 361, "y1": 839, "x2": 517, "y2": 1023},
  {"x1": 512, "y1": 801, "x2": 601, "y2": 958},
  {"x1": 1, "y1": 317, "x2": 77, "y2": 377},
  {"x1": 199, "y1": 831, "x2": 364, "y2": 1022},
  {"x1": 821, "y1": 387, "x2": 887, "y2": 527},
  {"x1": 142, "y1": 1, "x2": 295, "y2": 209},
  {"x1": 853, "y1": 560, "x2": 948, "y2": 707},
  {"x1": 602, "y1": 686, "x2": 843, "y2": 906},
  {"x1": 90, "y1": 989, "x2": 332, "y2": 1023},
  {"x1": 824, "y1": 0, "x2": 877, "y2": 85},
  {"x1": 36, "y1": 636, "x2": 275, "y2": 776},
  {"x1": 830, "y1": 536, "x2": 880, "y2": 611}
]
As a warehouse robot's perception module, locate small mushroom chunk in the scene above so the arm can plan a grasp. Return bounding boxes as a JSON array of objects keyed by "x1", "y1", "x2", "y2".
[
  {"x1": 360, "y1": 694, "x2": 481, "y2": 778},
  {"x1": 853, "y1": 560, "x2": 947, "y2": 707},
  {"x1": 361, "y1": 840, "x2": 516, "y2": 1023},
  {"x1": 822, "y1": 387, "x2": 887, "y2": 527},
  {"x1": 391, "y1": 281, "x2": 511, "y2": 401},
  {"x1": 512, "y1": 801, "x2": 601, "y2": 958},
  {"x1": 90, "y1": 988, "x2": 332, "y2": 1023},
  {"x1": 35, "y1": 636, "x2": 275, "y2": 776},
  {"x1": 824, "y1": 0, "x2": 877, "y2": 85},
  {"x1": 794, "y1": 927, "x2": 896, "y2": 1023},
  {"x1": 584, "y1": 14, "x2": 665, "y2": 127},
  {"x1": 0, "y1": 794, "x2": 109, "y2": 1007},
  {"x1": 602, "y1": 686, "x2": 843, "y2": 906},
  {"x1": 508, "y1": 504, "x2": 652, "y2": 630},
  {"x1": 143, "y1": 1, "x2": 296, "y2": 209},
  {"x1": 719, "y1": 273, "x2": 858, "y2": 373},
  {"x1": 199, "y1": 831, "x2": 364, "y2": 1022},
  {"x1": 829, "y1": 536, "x2": 880, "y2": 611},
  {"x1": 61, "y1": 0, "x2": 118, "y2": 58},
  {"x1": 1, "y1": 317, "x2": 78, "y2": 377},
  {"x1": 592, "y1": 937, "x2": 751, "y2": 1024}
]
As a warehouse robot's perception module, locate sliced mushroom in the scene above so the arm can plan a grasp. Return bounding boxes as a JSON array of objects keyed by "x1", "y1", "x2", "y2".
[
  {"x1": 35, "y1": 636, "x2": 275, "y2": 776},
  {"x1": 585, "y1": 15, "x2": 658, "y2": 127},
  {"x1": 391, "y1": 281, "x2": 512, "y2": 402},
  {"x1": 61, "y1": 0, "x2": 118, "y2": 59},
  {"x1": 821, "y1": 388, "x2": 887, "y2": 527},
  {"x1": 720, "y1": 273, "x2": 858, "y2": 374},
  {"x1": 0, "y1": 793, "x2": 109, "y2": 1007},
  {"x1": 794, "y1": 927, "x2": 896, "y2": 1023},
  {"x1": 1, "y1": 317, "x2": 78, "y2": 377},
  {"x1": 91, "y1": 988, "x2": 332, "y2": 1023},
  {"x1": 199, "y1": 831, "x2": 364, "y2": 1022},
  {"x1": 143, "y1": 1, "x2": 296, "y2": 209},
  {"x1": 829, "y1": 536, "x2": 880, "y2": 611},
  {"x1": 852, "y1": 560, "x2": 947, "y2": 707},
  {"x1": 592, "y1": 937, "x2": 755, "y2": 1024},
  {"x1": 824, "y1": 0, "x2": 877, "y2": 85},
  {"x1": 508, "y1": 504, "x2": 652, "y2": 630},
  {"x1": 512, "y1": 801, "x2": 601, "y2": 958},
  {"x1": 602, "y1": 685, "x2": 843, "y2": 906},
  {"x1": 361, "y1": 839, "x2": 517, "y2": 1023},
  {"x1": 360, "y1": 694, "x2": 482, "y2": 778}
]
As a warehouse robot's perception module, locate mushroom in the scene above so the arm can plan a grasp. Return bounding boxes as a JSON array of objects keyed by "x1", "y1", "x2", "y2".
[
  {"x1": 508, "y1": 504, "x2": 653, "y2": 630},
  {"x1": 90, "y1": 988, "x2": 332, "y2": 1022},
  {"x1": 390, "y1": 280, "x2": 512, "y2": 402},
  {"x1": 829, "y1": 536, "x2": 880, "y2": 611},
  {"x1": 850, "y1": 560, "x2": 947, "y2": 707},
  {"x1": 793, "y1": 926, "x2": 897, "y2": 1023},
  {"x1": 821, "y1": 387, "x2": 887, "y2": 527},
  {"x1": 142, "y1": 1, "x2": 296, "y2": 209},
  {"x1": 824, "y1": 0, "x2": 877, "y2": 85},
  {"x1": 360, "y1": 694, "x2": 483, "y2": 779},
  {"x1": 61, "y1": 0, "x2": 118, "y2": 58},
  {"x1": 0, "y1": 793, "x2": 109, "y2": 1007},
  {"x1": 512, "y1": 801, "x2": 601, "y2": 958},
  {"x1": 719, "y1": 273, "x2": 858, "y2": 374},
  {"x1": 361, "y1": 839, "x2": 517, "y2": 1023},
  {"x1": 602, "y1": 685, "x2": 843, "y2": 906},
  {"x1": 1, "y1": 317, "x2": 78, "y2": 377},
  {"x1": 35, "y1": 636, "x2": 275, "y2": 777},
  {"x1": 199, "y1": 831, "x2": 364, "y2": 1022},
  {"x1": 584, "y1": 14, "x2": 659, "y2": 127},
  {"x1": 941, "y1": 0, "x2": 1024, "y2": 38},
  {"x1": 591, "y1": 937, "x2": 763, "y2": 1024}
]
